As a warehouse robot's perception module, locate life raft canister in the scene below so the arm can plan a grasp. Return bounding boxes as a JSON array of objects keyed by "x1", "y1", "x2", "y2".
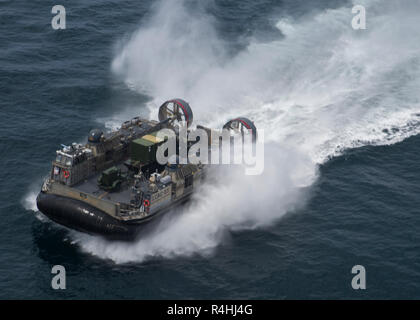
[
  {"x1": 63, "y1": 170, "x2": 70, "y2": 179},
  {"x1": 143, "y1": 199, "x2": 150, "y2": 207}
]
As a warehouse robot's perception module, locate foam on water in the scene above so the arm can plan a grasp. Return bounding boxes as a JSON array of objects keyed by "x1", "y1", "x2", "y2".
[
  {"x1": 22, "y1": 190, "x2": 39, "y2": 212},
  {"x1": 47, "y1": 0, "x2": 420, "y2": 263}
]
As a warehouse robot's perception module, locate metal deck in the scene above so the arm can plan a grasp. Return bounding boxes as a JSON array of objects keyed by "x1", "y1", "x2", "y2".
[{"x1": 74, "y1": 164, "x2": 132, "y2": 205}]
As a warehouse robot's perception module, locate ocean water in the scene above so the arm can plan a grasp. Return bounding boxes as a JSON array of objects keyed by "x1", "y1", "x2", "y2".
[{"x1": 1, "y1": 0, "x2": 420, "y2": 299}]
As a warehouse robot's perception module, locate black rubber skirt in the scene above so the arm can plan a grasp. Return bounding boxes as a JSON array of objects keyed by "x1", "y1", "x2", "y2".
[{"x1": 36, "y1": 192, "x2": 142, "y2": 240}]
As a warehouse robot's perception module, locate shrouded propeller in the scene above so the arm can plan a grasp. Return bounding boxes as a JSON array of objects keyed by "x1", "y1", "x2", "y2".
[
  {"x1": 158, "y1": 99, "x2": 193, "y2": 128},
  {"x1": 223, "y1": 117, "x2": 257, "y2": 143}
]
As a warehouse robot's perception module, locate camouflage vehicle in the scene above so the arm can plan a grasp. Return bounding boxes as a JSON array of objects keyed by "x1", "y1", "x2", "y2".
[{"x1": 36, "y1": 99, "x2": 257, "y2": 240}]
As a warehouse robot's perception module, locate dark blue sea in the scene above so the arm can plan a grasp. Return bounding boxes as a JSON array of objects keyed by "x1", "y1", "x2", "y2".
[{"x1": 1, "y1": 0, "x2": 420, "y2": 299}]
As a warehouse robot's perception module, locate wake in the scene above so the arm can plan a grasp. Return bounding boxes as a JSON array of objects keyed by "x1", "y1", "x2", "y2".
[{"x1": 27, "y1": 0, "x2": 420, "y2": 263}]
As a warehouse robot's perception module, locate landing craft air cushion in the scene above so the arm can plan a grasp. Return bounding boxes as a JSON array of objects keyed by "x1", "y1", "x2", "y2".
[{"x1": 36, "y1": 99, "x2": 257, "y2": 240}]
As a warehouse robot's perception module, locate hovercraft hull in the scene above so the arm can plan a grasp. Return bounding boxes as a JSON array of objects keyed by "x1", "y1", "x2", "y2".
[{"x1": 36, "y1": 192, "x2": 142, "y2": 240}]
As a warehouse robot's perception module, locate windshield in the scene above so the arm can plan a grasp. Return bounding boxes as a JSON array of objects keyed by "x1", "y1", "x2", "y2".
[
  {"x1": 64, "y1": 157, "x2": 72, "y2": 166},
  {"x1": 56, "y1": 154, "x2": 72, "y2": 166}
]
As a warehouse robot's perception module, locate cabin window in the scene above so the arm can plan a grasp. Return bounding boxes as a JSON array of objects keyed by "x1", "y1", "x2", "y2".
[{"x1": 65, "y1": 157, "x2": 72, "y2": 166}]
